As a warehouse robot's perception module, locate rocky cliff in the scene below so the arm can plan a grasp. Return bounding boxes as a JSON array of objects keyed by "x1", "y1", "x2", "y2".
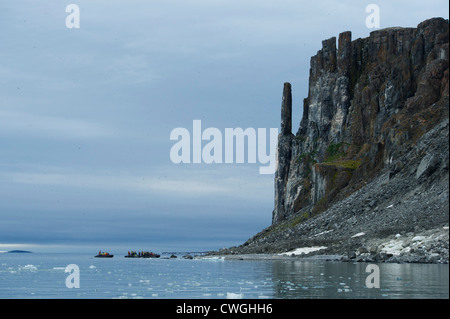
[
  {"x1": 274, "y1": 17, "x2": 449, "y2": 224},
  {"x1": 213, "y1": 18, "x2": 449, "y2": 263}
]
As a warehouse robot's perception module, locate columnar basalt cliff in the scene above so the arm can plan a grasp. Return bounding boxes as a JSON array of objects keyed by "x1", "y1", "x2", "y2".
[
  {"x1": 212, "y1": 18, "x2": 449, "y2": 263},
  {"x1": 273, "y1": 17, "x2": 449, "y2": 225}
]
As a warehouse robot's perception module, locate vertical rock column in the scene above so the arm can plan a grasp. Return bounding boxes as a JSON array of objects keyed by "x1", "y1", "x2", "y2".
[
  {"x1": 281, "y1": 82, "x2": 292, "y2": 135},
  {"x1": 273, "y1": 83, "x2": 293, "y2": 224}
]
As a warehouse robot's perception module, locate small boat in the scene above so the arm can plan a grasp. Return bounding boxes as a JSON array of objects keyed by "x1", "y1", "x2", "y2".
[{"x1": 95, "y1": 251, "x2": 114, "y2": 258}]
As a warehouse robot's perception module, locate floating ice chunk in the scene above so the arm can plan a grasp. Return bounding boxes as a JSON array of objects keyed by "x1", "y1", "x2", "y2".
[
  {"x1": 20, "y1": 264, "x2": 37, "y2": 271},
  {"x1": 89, "y1": 265, "x2": 96, "y2": 269},
  {"x1": 227, "y1": 292, "x2": 244, "y2": 299},
  {"x1": 53, "y1": 267, "x2": 66, "y2": 271},
  {"x1": 202, "y1": 257, "x2": 224, "y2": 262}
]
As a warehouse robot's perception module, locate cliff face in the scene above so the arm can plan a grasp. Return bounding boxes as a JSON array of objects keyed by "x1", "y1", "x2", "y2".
[{"x1": 273, "y1": 18, "x2": 449, "y2": 225}]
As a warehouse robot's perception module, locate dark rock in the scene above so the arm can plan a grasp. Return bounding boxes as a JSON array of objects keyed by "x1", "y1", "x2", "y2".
[
  {"x1": 209, "y1": 18, "x2": 449, "y2": 265},
  {"x1": 281, "y1": 82, "x2": 292, "y2": 135},
  {"x1": 358, "y1": 247, "x2": 368, "y2": 254},
  {"x1": 273, "y1": 17, "x2": 448, "y2": 224}
]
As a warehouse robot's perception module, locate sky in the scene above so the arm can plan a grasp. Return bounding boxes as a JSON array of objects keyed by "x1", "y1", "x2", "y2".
[{"x1": 0, "y1": 0, "x2": 448, "y2": 253}]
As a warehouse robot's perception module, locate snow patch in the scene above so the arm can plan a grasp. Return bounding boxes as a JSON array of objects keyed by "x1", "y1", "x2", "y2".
[
  {"x1": 412, "y1": 236, "x2": 427, "y2": 242},
  {"x1": 280, "y1": 246, "x2": 327, "y2": 256},
  {"x1": 311, "y1": 230, "x2": 333, "y2": 238},
  {"x1": 351, "y1": 232, "x2": 365, "y2": 238}
]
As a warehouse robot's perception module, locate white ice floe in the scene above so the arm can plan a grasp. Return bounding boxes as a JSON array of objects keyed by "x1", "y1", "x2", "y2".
[
  {"x1": 227, "y1": 292, "x2": 244, "y2": 299},
  {"x1": 52, "y1": 267, "x2": 66, "y2": 271},
  {"x1": 351, "y1": 232, "x2": 365, "y2": 238},
  {"x1": 279, "y1": 246, "x2": 327, "y2": 256},
  {"x1": 20, "y1": 264, "x2": 37, "y2": 271},
  {"x1": 201, "y1": 256, "x2": 224, "y2": 262}
]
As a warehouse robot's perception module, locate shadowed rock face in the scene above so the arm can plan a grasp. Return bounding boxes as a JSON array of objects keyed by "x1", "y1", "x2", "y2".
[
  {"x1": 273, "y1": 17, "x2": 449, "y2": 225},
  {"x1": 208, "y1": 18, "x2": 449, "y2": 262}
]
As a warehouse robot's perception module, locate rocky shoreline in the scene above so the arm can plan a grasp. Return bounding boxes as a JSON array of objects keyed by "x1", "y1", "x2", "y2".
[{"x1": 208, "y1": 225, "x2": 449, "y2": 264}]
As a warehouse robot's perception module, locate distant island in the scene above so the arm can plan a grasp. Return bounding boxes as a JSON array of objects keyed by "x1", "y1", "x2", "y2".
[{"x1": 8, "y1": 250, "x2": 32, "y2": 253}]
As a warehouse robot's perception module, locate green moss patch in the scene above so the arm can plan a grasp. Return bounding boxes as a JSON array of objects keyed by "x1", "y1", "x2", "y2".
[{"x1": 322, "y1": 159, "x2": 362, "y2": 170}]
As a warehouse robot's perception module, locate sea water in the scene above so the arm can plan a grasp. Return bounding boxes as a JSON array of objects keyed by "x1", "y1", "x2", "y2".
[{"x1": 0, "y1": 253, "x2": 448, "y2": 299}]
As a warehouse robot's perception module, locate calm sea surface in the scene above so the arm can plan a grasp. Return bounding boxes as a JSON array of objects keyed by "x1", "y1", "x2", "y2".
[{"x1": 0, "y1": 253, "x2": 448, "y2": 299}]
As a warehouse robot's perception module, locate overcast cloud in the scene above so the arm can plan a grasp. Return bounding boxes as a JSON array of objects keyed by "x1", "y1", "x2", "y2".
[{"x1": 0, "y1": 0, "x2": 448, "y2": 252}]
